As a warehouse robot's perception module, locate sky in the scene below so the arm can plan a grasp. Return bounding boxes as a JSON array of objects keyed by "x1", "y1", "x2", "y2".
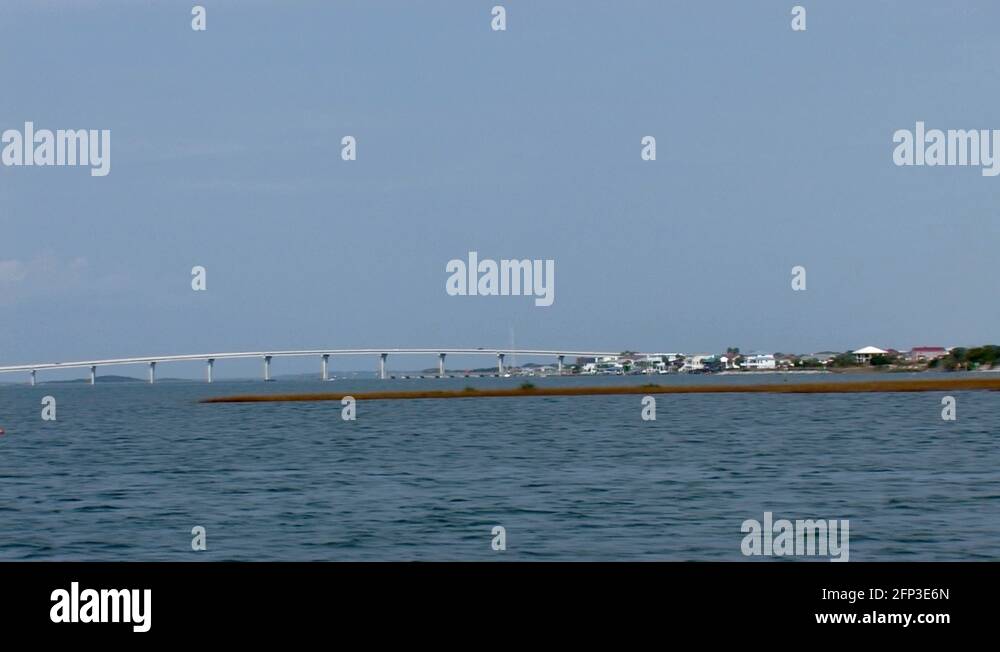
[{"x1": 1, "y1": 1, "x2": 999, "y2": 378}]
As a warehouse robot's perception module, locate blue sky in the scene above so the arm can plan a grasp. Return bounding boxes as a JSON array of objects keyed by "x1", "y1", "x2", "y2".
[{"x1": 1, "y1": 1, "x2": 999, "y2": 377}]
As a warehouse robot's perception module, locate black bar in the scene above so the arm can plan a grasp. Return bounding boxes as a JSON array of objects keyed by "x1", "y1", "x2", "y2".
[{"x1": 1, "y1": 562, "x2": 990, "y2": 639}]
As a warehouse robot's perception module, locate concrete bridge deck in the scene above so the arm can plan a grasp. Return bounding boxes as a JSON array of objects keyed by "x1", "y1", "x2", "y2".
[{"x1": 0, "y1": 348, "x2": 642, "y2": 384}]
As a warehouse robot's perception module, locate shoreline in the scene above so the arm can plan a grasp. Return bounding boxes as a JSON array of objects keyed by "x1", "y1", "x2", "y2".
[{"x1": 200, "y1": 376, "x2": 1000, "y2": 403}]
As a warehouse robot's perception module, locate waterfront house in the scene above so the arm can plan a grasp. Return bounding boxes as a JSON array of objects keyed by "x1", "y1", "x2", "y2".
[
  {"x1": 681, "y1": 354, "x2": 713, "y2": 372},
  {"x1": 634, "y1": 354, "x2": 670, "y2": 373},
  {"x1": 741, "y1": 354, "x2": 777, "y2": 370},
  {"x1": 853, "y1": 346, "x2": 888, "y2": 365}
]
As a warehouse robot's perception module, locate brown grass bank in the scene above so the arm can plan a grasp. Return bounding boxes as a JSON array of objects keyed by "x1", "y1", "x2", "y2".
[{"x1": 199, "y1": 377, "x2": 1000, "y2": 404}]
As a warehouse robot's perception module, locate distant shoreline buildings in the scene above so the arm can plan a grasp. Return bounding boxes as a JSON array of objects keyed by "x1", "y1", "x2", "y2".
[{"x1": 496, "y1": 345, "x2": 993, "y2": 377}]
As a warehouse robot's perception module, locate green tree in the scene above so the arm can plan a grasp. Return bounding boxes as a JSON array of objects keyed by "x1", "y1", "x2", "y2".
[{"x1": 831, "y1": 352, "x2": 857, "y2": 367}]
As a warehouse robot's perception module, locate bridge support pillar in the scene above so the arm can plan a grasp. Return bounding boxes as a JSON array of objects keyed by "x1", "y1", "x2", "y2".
[
  {"x1": 89, "y1": 365, "x2": 96, "y2": 385},
  {"x1": 438, "y1": 353, "x2": 446, "y2": 377},
  {"x1": 322, "y1": 354, "x2": 330, "y2": 381},
  {"x1": 379, "y1": 353, "x2": 387, "y2": 380},
  {"x1": 30, "y1": 370, "x2": 36, "y2": 386},
  {"x1": 557, "y1": 355, "x2": 564, "y2": 375},
  {"x1": 148, "y1": 361, "x2": 156, "y2": 384},
  {"x1": 206, "y1": 358, "x2": 214, "y2": 383},
  {"x1": 497, "y1": 353, "x2": 505, "y2": 375},
  {"x1": 264, "y1": 355, "x2": 272, "y2": 381}
]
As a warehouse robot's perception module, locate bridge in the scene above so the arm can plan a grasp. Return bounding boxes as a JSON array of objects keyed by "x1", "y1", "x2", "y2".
[{"x1": 0, "y1": 348, "x2": 637, "y2": 385}]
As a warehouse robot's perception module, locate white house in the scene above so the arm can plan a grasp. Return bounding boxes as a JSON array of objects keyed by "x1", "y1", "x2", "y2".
[
  {"x1": 741, "y1": 354, "x2": 776, "y2": 370},
  {"x1": 853, "y1": 346, "x2": 888, "y2": 365},
  {"x1": 638, "y1": 354, "x2": 669, "y2": 373},
  {"x1": 681, "y1": 354, "x2": 713, "y2": 372}
]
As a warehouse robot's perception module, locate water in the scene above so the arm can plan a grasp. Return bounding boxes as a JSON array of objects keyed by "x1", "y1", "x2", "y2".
[{"x1": 1, "y1": 373, "x2": 998, "y2": 560}]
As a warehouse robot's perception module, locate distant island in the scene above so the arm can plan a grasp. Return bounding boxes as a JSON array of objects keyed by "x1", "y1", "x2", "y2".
[
  {"x1": 40, "y1": 375, "x2": 190, "y2": 384},
  {"x1": 43, "y1": 375, "x2": 142, "y2": 384}
]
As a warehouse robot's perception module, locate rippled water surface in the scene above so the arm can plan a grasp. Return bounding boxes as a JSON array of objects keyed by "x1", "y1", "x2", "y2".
[{"x1": 1, "y1": 373, "x2": 998, "y2": 560}]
